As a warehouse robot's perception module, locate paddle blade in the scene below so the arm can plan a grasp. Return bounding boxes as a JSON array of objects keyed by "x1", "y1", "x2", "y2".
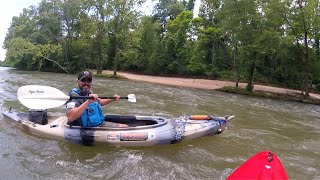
[
  {"x1": 17, "y1": 85, "x2": 70, "y2": 109},
  {"x1": 127, "y1": 94, "x2": 136, "y2": 103}
]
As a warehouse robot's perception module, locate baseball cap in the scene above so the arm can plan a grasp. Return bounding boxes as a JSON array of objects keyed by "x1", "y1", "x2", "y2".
[{"x1": 78, "y1": 71, "x2": 92, "y2": 80}]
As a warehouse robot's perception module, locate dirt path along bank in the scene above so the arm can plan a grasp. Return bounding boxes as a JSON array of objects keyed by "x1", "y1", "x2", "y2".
[{"x1": 101, "y1": 70, "x2": 320, "y2": 100}]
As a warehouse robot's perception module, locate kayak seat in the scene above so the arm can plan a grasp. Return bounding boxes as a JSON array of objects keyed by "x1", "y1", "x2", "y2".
[
  {"x1": 104, "y1": 115, "x2": 137, "y2": 123},
  {"x1": 104, "y1": 115, "x2": 158, "y2": 127}
]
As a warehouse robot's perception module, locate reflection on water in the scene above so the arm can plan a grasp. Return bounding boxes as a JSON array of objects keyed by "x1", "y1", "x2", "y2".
[{"x1": 0, "y1": 67, "x2": 319, "y2": 179}]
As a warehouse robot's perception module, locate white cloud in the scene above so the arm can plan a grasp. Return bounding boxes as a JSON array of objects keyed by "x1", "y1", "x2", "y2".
[
  {"x1": 139, "y1": 0, "x2": 157, "y2": 16},
  {"x1": 0, "y1": 0, "x2": 41, "y2": 61},
  {"x1": 193, "y1": 0, "x2": 201, "y2": 18}
]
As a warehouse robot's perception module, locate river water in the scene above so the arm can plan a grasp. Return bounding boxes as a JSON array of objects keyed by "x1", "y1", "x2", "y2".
[{"x1": 0, "y1": 67, "x2": 319, "y2": 179}]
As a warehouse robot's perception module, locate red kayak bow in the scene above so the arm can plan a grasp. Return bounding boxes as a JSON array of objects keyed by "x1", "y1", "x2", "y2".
[{"x1": 227, "y1": 151, "x2": 288, "y2": 180}]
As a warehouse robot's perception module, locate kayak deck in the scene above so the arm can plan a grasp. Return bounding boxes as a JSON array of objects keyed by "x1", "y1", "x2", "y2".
[{"x1": 227, "y1": 151, "x2": 288, "y2": 180}]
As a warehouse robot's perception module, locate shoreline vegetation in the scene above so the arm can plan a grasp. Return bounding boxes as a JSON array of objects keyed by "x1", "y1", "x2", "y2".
[
  {"x1": 94, "y1": 70, "x2": 320, "y2": 105},
  {"x1": 2, "y1": 1, "x2": 320, "y2": 106},
  {"x1": 2, "y1": 66, "x2": 319, "y2": 105}
]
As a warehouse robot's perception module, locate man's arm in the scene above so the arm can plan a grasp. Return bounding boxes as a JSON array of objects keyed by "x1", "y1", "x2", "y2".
[
  {"x1": 66, "y1": 100, "x2": 90, "y2": 122},
  {"x1": 66, "y1": 94, "x2": 99, "y2": 122},
  {"x1": 99, "y1": 95, "x2": 120, "y2": 106}
]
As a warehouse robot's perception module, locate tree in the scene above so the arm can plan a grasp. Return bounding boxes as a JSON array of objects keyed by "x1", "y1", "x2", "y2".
[
  {"x1": 199, "y1": 0, "x2": 223, "y2": 28},
  {"x1": 154, "y1": 0, "x2": 186, "y2": 21},
  {"x1": 5, "y1": 37, "x2": 64, "y2": 72},
  {"x1": 161, "y1": 10, "x2": 194, "y2": 74},
  {"x1": 273, "y1": 0, "x2": 319, "y2": 97},
  {"x1": 219, "y1": 0, "x2": 262, "y2": 91},
  {"x1": 126, "y1": 16, "x2": 161, "y2": 73},
  {"x1": 4, "y1": 4, "x2": 66, "y2": 72},
  {"x1": 108, "y1": 0, "x2": 144, "y2": 75}
]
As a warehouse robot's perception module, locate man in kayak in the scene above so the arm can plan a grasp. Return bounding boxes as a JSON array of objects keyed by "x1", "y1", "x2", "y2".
[{"x1": 66, "y1": 70, "x2": 127, "y2": 127}]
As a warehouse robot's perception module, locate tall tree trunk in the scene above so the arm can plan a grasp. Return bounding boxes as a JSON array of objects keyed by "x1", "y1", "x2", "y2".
[
  {"x1": 315, "y1": 38, "x2": 319, "y2": 55},
  {"x1": 211, "y1": 43, "x2": 215, "y2": 66},
  {"x1": 97, "y1": 43, "x2": 103, "y2": 74},
  {"x1": 299, "y1": 0, "x2": 310, "y2": 98},
  {"x1": 246, "y1": 53, "x2": 256, "y2": 92},
  {"x1": 96, "y1": 7, "x2": 105, "y2": 75},
  {"x1": 113, "y1": 37, "x2": 119, "y2": 76},
  {"x1": 302, "y1": 30, "x2": 310, "y2": 97},
  {"x1": 233, "y1": 45, "x2": 239, "y2": 87},
  {"x1": 96, "y1": 36, "x2": 103, "y2": 74},
  {"x1": 113, "y1": 55, "x2": 118, "y2": 76}
]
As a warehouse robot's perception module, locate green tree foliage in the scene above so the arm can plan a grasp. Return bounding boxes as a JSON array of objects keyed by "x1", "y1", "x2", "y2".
[
  {"x1": 2, "y1": 0, "x2": 320, "y2": 96},
  {"x1": 154, "y1": 0, "x2": 186, "y2": 21},
  {"x1": 5, "y1": 37, "x2": 63, "y2": 71},
  {"x1": 108, "y1": 0, "x2": 144, "y2": 75},
  {"x1": 199, "y1": 0, "x2": 222, "y2": 27},
  {"x1": 269, "y1": 0, "x2": 320, "y2": 96},
  {"x1": 121, "y1": 16, "x2": 161, "y2": 73},
  {"x1": 161, "y1": 11, "x2": 193, "y2": 74}
]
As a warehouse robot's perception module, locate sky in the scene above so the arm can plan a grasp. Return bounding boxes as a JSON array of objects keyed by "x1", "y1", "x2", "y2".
[
  {"x1": 0, "y1": 0, "x2": 201, "y2": 62},
  {"x1": 193, "y1": 0, "x2": 201, "y2": 18},
  {"x1": 0, "y1": 0, "x2": 41, "y2": 61}
]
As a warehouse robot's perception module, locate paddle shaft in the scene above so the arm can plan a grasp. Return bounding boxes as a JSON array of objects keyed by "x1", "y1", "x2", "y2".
[{"x1": 71, "y1": 96, "x2": 128, "y2": 100}]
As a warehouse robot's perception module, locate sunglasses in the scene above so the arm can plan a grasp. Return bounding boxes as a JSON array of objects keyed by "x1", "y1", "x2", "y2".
[{"x1": 80, "y1": 79, "x2": 92, "y2": 83}]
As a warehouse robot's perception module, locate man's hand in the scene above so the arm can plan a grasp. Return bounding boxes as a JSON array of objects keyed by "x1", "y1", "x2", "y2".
[
  {"x1": 114, "y1": 94, "x2": 120, "y2": 101},
  {"x1": 88, "y1": 94, "x2": 99, "y2": 103}
]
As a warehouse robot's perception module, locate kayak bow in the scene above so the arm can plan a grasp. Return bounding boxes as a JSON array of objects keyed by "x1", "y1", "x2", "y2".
[{"x1": 227, "y1": 151, "x2": 288, "y2": 180}]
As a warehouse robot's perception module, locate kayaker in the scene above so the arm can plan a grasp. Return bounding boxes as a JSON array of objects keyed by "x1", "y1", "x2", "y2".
[{"x1": 66, "y1": 70, "x2": 127, "y2": 127}]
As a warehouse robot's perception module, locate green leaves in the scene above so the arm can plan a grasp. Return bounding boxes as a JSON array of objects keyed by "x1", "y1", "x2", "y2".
[
  {"x1": 2, "y1": 0, "x2": 320, "y2": 95},
  {"x1": 6, "y1": 37, "x2": 64, "y2": 71}
]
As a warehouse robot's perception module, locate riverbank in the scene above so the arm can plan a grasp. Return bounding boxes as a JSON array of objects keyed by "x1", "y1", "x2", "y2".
[{"x1": 96, "y1": 70, "x2": 320, "y2": 103}]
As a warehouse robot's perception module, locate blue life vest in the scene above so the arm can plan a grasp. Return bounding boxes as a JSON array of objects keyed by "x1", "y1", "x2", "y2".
[{"x1": 70, "y1": 88, "x2": 105, "y2": 127}]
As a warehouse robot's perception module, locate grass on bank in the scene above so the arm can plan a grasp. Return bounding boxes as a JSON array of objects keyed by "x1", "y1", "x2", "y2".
[
  {"x1": 217, "y1": 86, "x2": 320, "y2": 105},
  {"x1": 93, "y1": 70, "x2": 320, "y2": 105}
]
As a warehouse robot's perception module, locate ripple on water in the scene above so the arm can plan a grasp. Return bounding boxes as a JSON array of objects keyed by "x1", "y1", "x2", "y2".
[{"x1": 0, "y1": 68, "x2": 320, "y2": 179}]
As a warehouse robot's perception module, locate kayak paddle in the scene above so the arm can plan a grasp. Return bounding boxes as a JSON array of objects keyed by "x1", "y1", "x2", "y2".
[{"x1": 17, "y1": 85, "x2": 136, "y2": 109}]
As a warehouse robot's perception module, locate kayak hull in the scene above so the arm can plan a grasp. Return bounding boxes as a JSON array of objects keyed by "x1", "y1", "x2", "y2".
[
  {"x1": 2, "y1": 109, "x2": 235, "y2": 146},
  {"x1": 227, "y1": 151, "x2": 288, "y2": 180}
]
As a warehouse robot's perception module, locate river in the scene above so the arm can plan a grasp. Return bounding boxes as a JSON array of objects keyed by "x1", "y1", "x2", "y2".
[{"x1": 0, "y1": 67, "x2": 319, "y2": 179}]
